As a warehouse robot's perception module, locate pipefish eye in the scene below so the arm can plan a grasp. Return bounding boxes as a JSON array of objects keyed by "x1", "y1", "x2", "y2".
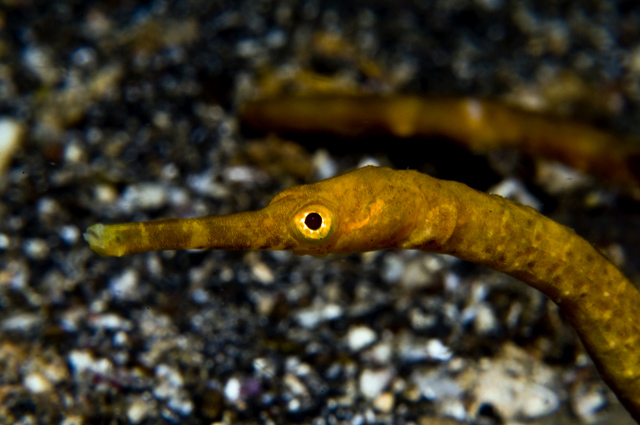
[{"x1": 291, "y1": 204, "x2": 335, "y2": 242}]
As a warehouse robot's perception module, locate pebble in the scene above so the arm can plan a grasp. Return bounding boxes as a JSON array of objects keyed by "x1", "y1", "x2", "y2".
[
  {"x1": 187, "y1": 169, "x2": 230, "y2": 199},
  {"x1": 571, "y1": 382, "x2": 607, "y2": 423},
  {"x1": 64, "y1": 139, "x2": 87, "y2": 164},
  {"x1": 154, "y1": 364, "x2": 194, "y2": 416},
  {"x1": 60, "y1": 415, "x2": 84, "y2": 425},
  {"x1": 473, "y1": 303, "x2": 498, "y2": 335},
  {"x1": 89, "y1": 313, "x2": 134, "y2": 331},
  {"x1": 94, "y1": 184, "x2": 118, "y2": 203},
  {"x1": 295, "y1": 303, "x2": 344, "y2": 328},
  {"x1": 359, "y1": 368, "x2": 393, "y2": 399},
  {"x1": 362, "y1": 342, "x2": 393, "y2": 364},
  {"x1": 58, "y1": 225, "x2": 80, "y2": 245},
  {"x1": 312, "y1": 149, "x2": 337, "y2": 180},
  {"x1": 471, "y1": 345, "x2": 559, "y2": 421},
  {"x1": 412, "y1": 367, "x2": 462, "y2": 401},
  {"x1": 251, "y1": 261, "x2": 275, "y2": 284},
  {"x1": 109, "y1": 269, "x2": 141, "y2": 301},
  {"x1": 222, "y1": 165, "x2": 269, "y2": 187},
  {"x1": 1, "y1": 312, "x2": 43, "y2": 332},
  {"x1": 284, "y1": 373, "x2": 308, "y2": 396},
  {"x1": 426, "y1": 339, "x2": 453, "y2": 361},
  {"x1": 380, "y1": 253, "x2": 404, "y2": 283},
  {"x1": 224, "y1": 377, "x2": 241, "y2": 402},
  {"x1": 127, "y1": 396, "x2": 154, "y2": 424},
  {"x1": 0, "y1": 233, "x2": 9, "y2": 249},
  {"x1": 372, "y1": 392, "x2": 395, "y2": 413},
  {"x1": 400, "y1": 255, "x2": 445, "y2": 291},
  {"x1": 24, "y1": 372, "x2": 54, "y2": 393},
  {"x1": 22, "y1": 46, "x2": 59, "y2": 84},
  {"x1": 489, "y1": 177, "x2": 542, "y2": 210},
  {"x1": 535, "y1": 161, "x2": 591, "y2": 194},
  {"x1": 120, "y1": 183, "x2": 168, "y2": 211},
  {"x1": 23, "y1": 238, "x2": 50, "y2": 260},
  {"x1": 346, "y1": 325, "x2": 377, "y2": 352},
  {"x1": 68, "y1": 350, "x2": 113, "y2": 378}
]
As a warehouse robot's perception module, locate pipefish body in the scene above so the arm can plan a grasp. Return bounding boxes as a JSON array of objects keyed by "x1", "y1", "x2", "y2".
[
  {"x1": 84, "y1": 165, "x2": 640, "y2": 421},
  {"x1": 241, "y1": 95, "x2": 640, "y2": 188}
]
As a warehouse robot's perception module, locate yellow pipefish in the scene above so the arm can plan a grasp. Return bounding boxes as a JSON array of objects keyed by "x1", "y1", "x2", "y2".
[
  {"x1": 242, "y1": 95, "x2": 640, "y2": 188},
  {"x1": 84, "y1": 165, "x2": 640, "y2": 420}
]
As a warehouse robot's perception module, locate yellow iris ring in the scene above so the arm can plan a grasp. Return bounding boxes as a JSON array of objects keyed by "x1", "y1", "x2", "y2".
[{"x1": 292, "y1": 204, "x2": 335, "y2": 242}]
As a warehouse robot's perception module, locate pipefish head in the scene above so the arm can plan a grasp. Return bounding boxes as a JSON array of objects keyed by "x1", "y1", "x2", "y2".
[
  {"x1": 266, "y1": 166, "x2": 422, "y2": 256},
  {"x1": 84, "y1": 166, "x2": 422, "y2": 257}
]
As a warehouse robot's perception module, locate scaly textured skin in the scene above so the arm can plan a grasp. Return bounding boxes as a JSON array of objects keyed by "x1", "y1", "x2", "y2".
[
  {"x1": 85, "y1": 166, "x2": 640, "y2": 420},
  {"x1": 242, "y1": 95, "x2": 640, "y2": 187}
]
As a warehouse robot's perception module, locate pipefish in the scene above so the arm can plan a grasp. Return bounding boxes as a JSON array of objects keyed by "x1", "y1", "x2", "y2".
[
  {"x1": 241, "y1": 95, "x2": 640, "y2": 188},
  {"x1": 84, "y1": 165, "x2": 640, "y2": 421}
]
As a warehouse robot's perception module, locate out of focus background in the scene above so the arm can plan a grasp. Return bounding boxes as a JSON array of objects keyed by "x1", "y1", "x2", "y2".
[{"x1": 1, "y1": 1, "x2": 640, "y2": 424}]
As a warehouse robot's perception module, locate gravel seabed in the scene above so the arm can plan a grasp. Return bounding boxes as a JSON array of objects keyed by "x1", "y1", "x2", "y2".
[{"x1": 1, "y1": 1, "x2": 640, "y2": 424}]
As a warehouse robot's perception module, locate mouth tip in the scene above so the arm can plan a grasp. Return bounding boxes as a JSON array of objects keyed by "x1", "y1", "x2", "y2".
[{"x1": 84, "y1": 224, "x2": 118, "y2": 257}]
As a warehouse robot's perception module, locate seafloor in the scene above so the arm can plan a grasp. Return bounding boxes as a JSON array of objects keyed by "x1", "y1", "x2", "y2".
[{"x1": 1, "y1": 1, "x2": 640, "y2": 424}]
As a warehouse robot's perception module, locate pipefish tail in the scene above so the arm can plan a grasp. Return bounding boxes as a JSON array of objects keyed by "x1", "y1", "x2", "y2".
[
  {"x1": 84, "y1": 165, "x2": 640, "y2": 420},
  {"x1": 241, "y1": 95, "x2": 640, "y2": 188}
]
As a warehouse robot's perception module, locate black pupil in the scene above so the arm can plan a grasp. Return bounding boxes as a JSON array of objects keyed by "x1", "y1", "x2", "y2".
[{"x1": 305, "y1": 213, "x2": 322, "y2": 230}]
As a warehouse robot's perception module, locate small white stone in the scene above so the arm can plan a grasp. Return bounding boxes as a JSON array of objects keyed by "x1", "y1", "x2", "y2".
[
  {"x1": 312, "y1": 149, "x2": 337, "y2": 180},
  {"x1": 284, "y1": 373, "x2": 307, "y2": 396},
  {"x1": 156, "y1": 364, "x2": 184, "y2": 388},
  {"x1": 127, "y1": 396, "x2": 153, "y2": 424},
  {"x1": 24, "y1": 372, "x2": 53, "y2": 393},
  {"x1": 474, "y1": 303, "x2": 498, "y2": 335},
  {"x1": 153, "y1": 111, "x2": 172, "y2": 130},
  {"x1": 472, "y1": 346, "x2": 559, "y2": 421},
  {"x1": 440, "y1": 398, "x2": 467, "y2": 422},
  {"x1": 224, "y1": 377, "x2": 241, "y2": 401},
  {"x1": 296, "y1": 303, "x2": 344, "y2": 328},
  {"x1": 489, "y1": 178, "x2": 542, "y2": 210},
  {"x1": 109, "y1": 269, "x2": 140, "y2": 301},
  {"x1": 113, "y1": 331, "x2": 129, "y2": 346},
  {"x1": 68, "y1": 350, "x2": 94, "y2": 375},
  {"x1": 412, "y1": 368, "x2": 462, "y2": 401},
  {"x1": 223, "y1": 165, "x2": 269, "y2": 187},
  {"x1": 572, "y1": 383, "x2": 607, "y2": 422},
  {"x1": 0, "y1": 233, "x2": 10, "y2": 249},
  {"x1": 22, "y1": 47, "x2": 59, "y2": 84},
  {"x1": 59, "y1": 225, "x2": 80, "y2": 245},
  {"x1": 287, "y1": 397, "x2": 301, "y2": 412},
  {"x1": 373, "y1": 392, "x2": 394, "y2": 412},
  {"x1": 251, "y1": 262, "x2": 274, "y2": 284},
  {"x1": 121, "y1": 183, "x2": 167, "y2": 210},
  {"x1": 2, "y1": 313, "x2": 43, "y2": 332},
  {"x1": 187, "y1": 170, "x2": 229, "y2": 199},
  {"x1": 0, "y1": 118, "x2": 24, "y2": 174},
  {"x1": 23, "y1": 238, "x2": 50, "y2": 260},
  {"x1": 381, "y1": 253, "x2": 404, "y2": 283},
  {"x1": 167, "y1": 392, "x2": 194, "y2": 416},
  {"x1": 94, "y1": 184, "x2": 118, "y2": 203},
  {"x1": 535, "y1": 161, "x2": 591, "y2": 194},
  {"x1": 90, "y1": 313, "x2": 133, "y2": 331},
  {"x1": 60, "y1": 415, "x2": 84, "y2": 425},
  {"x1": 37, "y1": 197, "x2": 59, "y2": 218},
  {"x1": 426, "y1": 339, "x2": 452, "y2": 361},
  {"x1": 64, "y1": 139, "x2": 86, "y2": 164},
  {"x1": 359, "y1": 368, "x2": 393, "y2": 399},
  {"x1": 364, "y1": 342, "x2": 393, "y2": 364},
  {"x1": 347, "y1": 325, "x2": 377, "y2": 352}
]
